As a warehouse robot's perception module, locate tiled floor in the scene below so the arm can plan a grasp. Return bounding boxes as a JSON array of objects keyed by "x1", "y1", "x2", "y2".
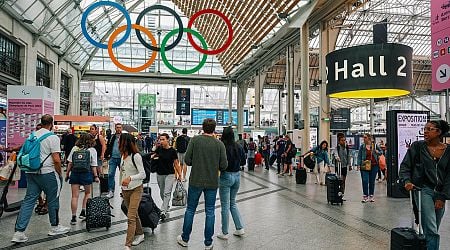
[{"x1": 0, "y1": 166, "x2": 448, "y2": 250}]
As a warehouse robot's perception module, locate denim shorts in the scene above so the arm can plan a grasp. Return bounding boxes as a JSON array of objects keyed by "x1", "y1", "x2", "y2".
[{"x1": 69, "y1": 171, "x2": 93, "y2": 185}]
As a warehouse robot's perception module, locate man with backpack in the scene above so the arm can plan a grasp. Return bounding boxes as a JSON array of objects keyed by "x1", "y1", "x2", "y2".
[
  {"x1": 281, "y1": 134, "x2": 294, "y2": 176},
  {"x1": 175, "y1": 128, "x2": 190, "y2": 182},
  {"x1": 12, "y1": 115, "x2": 70, "y2": 243}
]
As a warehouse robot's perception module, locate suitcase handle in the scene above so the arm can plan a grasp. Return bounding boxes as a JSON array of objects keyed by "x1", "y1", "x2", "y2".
[{"x1": 409, "y1": 187, "x2": 422, "y2": 235}]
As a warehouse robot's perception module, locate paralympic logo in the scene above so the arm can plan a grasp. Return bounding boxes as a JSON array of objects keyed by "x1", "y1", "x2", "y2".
[{"x1": 81, "y1": 1, "x2": 233, "y2": 74}]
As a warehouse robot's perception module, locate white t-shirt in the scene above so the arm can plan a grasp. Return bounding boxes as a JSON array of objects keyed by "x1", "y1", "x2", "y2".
[
  {"x1": 34, "y1": 128, "x2": 61, "y2": 174},
  {"x1": 67, "y1": 146, "x2": 98, "y2": 167}
]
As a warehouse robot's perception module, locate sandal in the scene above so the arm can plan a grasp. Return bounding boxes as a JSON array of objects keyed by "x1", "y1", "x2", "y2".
[
  {"x1": 38, "y1": 207, "x2": 48, "y2": 215},
  {"x1": 35, "y1": 204, "x2": 43, "y2": 213}
]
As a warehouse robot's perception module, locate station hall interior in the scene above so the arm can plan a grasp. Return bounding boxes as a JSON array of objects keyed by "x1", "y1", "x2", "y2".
[{"x1": 0, "y1": 0, "x2": 450, "y2": 249}]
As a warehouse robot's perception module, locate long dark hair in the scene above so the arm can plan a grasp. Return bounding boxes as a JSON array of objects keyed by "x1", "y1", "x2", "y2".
[
  {"x1": 319, "y1": 140, "x2": 328, "y2": 151},
  {"x1": 119, "y1": 133, "x2": 139, "y2": 157},
  {"x1": 221, "y1": 127, "x2": 239, "y2": 160}
]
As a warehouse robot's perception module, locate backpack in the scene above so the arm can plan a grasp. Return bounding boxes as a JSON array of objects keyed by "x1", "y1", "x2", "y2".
[
  {"x1": 72, "y1": 147, "x2": 91, "y2": 173},
  {"x1": 131, "y1": 153, "x2": 151, "y2": 183},
  {"x1": 176, "y1": 135, "x2": 189, "y2": 153},
  {"x1": 249, "y1": 141, "x2": 256, "y2": 151},
  {"x1": 17, "y1": 132, "x2": 54, "y2": 172},
  {"x1": 288, "y1": 144, "x2": 297, "y2": 158}
]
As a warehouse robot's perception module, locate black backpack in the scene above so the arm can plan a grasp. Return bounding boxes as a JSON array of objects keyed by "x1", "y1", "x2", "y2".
[
  {"x1": 131, "y1": 153, "x2": 151, "y2": 183},
  {"x1": 176, "y1": 135, "x2": 189, "y2": 153},
  {"x1": 72, "y1": 148, "x2": 91, "y2": 173}
]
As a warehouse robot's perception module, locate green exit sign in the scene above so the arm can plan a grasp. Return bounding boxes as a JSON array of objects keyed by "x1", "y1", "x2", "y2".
[{"x1": 138, "y1": 94, "x2": 156, "y2": 107}]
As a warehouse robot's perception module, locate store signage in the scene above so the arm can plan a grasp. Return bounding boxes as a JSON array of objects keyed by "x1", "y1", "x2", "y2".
[
  {"x1": 176, "y1": 88, "x2": 190, "y2": 115},
  {"x1": 326, "y1": 43, "x2": 413, "y2": 98},
  {"x1": 431, "y1": 0, "x2": 450, "y2": 91},
  {"x1": 330, "y1": 108, "x2": 350, "y2": 130}
]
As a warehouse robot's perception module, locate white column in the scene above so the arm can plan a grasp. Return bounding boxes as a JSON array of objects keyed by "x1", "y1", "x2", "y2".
[
  {"x1": 228, "y1": 79, "x2": 233, "y2": 125},
  {"x1": 301, "y1": 23, "x2": 310, "y2": 151},
  {"x1": 439, "y1": 93, "x2": 446, "y2": 120},
  {"x1": 370, "y1": 99, "x2": 375, "y2": 135},
  {"x1": 255, "y1": 73, "x2": 261, "y2": 128},
  {"x1": 278, "y1": 88, "x2": 283, "y2": 135},
  {"x1": 319, "y1": 22, "x2": 331, "y2": 142},
  {"x1": 237, "y1": 82, "x2": 248, "y2": 133},
  {"x1": 286, "y1": 46, "x2": 295, "y2": 130}
]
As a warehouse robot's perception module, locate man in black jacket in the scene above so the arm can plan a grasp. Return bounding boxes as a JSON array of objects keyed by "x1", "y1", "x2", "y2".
[{"x1": 104, "y1": 123, "x2": 123, "y2": 198}]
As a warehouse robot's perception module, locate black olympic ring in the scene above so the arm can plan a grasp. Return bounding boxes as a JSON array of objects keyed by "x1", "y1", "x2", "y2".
[{"x1": 135, "y1": 5, "x2": 184, "y2": 52}]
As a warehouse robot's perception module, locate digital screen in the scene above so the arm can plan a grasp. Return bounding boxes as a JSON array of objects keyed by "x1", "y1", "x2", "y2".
[{"x1": 191, "y1": 109, "x2": 248, "y2": 126}]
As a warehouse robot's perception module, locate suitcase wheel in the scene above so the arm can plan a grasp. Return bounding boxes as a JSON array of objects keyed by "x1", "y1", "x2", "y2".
[{"x1": 106, "y1": 227, "x2": 110, "y2": 230}]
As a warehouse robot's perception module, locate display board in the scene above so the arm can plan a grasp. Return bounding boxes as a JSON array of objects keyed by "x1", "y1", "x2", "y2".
[
  {"x1": 7, "y1": 86, "x2": 55, "y2": 148},
  {"x1": 386, "y1": 110, "x2": 429, "y2": 198},
  {"x1": 330, "y1": 108, "x2": 350, "y2": 130},
  {"x1": 176, "y1": 88, "x2": 190, "y2": 115},
  {"x1": 431, "y1": 0, "x2": 450, "y2": 91},
  {"x1": 191, "y1": 109, "x2": 248, "y2": 126}
]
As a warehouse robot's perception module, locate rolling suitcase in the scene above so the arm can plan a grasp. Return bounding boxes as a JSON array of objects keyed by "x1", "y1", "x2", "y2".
[
  {"x1": 86, "y1": 196, "x2": 114, "y2": 232},
  {"x1": 326, "y1": 162, "x2": 344, "y2": 205},
  {"x1": 269, "y1": 153, "x2": 277, "y2": 166},
  {"x1": 390, "y1": 188, "x2": 426, "y2": 250},
  {"x1": 121, "y1": 185, "x2": 161, "y2": 233},
  {"x1": 247, "y1": 158, "x2": 255, "y2": 171},
  {"x1": 295, "y1": 156, "x2": 307, "y2": 184}
]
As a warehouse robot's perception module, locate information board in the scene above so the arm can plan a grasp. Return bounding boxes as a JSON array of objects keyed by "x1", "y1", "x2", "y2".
[
  {"x1": 431, "y1": 0, "x2": 450, "y2": 91},
  {"x1": 191, "y1": 109, "x2": 248, "y2": 126}
]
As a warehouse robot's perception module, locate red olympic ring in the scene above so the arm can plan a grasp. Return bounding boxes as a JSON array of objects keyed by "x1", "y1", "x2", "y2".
[{"x1": 187, "y1": 9, "x2": 233, "y2": 55}]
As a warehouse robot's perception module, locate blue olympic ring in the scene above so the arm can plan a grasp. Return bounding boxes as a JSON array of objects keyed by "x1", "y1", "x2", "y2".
[{"x1": 81, "y1": 1, "x2": 132, "y2": 49}]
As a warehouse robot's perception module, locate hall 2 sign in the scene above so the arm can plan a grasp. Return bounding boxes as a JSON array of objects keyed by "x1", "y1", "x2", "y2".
[{"x1": 326, "y1": 43, "x2": 413, "y2": 97}]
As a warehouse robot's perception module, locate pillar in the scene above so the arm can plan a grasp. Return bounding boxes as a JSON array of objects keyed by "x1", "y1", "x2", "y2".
[
  {"x1": 318, "y1": 22, "x2": 331, "y2": 143},
  {"x1": 301, "y1": 23, "x2": 310, "y2": 151},
  {"x1": 237, "y1": 82, "x2": 248, "y2": 134},
  {"x1": 254, "y1": 71, "x2": 266, "y2": 128},
  {"x1": 278, "y1": 88, "x2": 283, "y2": 135},
  {"x1": 370, "y1": 98, "x2": 375, "y2": 135},
  {"x1": 228, "y1": 79, "x2": 233, "y2": 125},
  {"x1": 286, "y1": 46, "x2": 295, "y2": 130}
]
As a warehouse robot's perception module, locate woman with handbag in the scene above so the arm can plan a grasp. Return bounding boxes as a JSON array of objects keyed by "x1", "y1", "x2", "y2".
[
  {"x1": 119, "y1": 133, "x2": 146, "y2": 249},
  {"x1": 217, "y1": 126, "x2": 246, "y2": 240},
  {"x1": 153, "y1": 133, "x2": 181, "y2": 221},
  {"x1": 303, "y1": 140, "x2": 330, "y2": 185},
  {"x1": 357, "y1": 133, "x2": 382, "y2": 203}
]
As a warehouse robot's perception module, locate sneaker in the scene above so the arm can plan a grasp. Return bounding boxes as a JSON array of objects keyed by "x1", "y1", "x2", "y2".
[
  {"x1": 233, "y1": 229, "x2": 245, "y2": 236},
  {"x1": 369, "y1": 195, "x2": 375, "y2": 202},
  {"x1": 160, "y1": 213, "x2": 166, "y2": 221},
  {"x1": 205, "y1": 243, "x2": 214, "y2": 250},
  {"x1": 11, "y1": 231, "x2": 28, "y2": 243},
  {"x1": 48, "y1": 225, "x2": 70, "y2": 236},
  {"x1": 70, "y1": 215, "x2": 77, "y2": 225},
  {"x1": 361, "y1": 196, "x2": 368, "y2": 203},
  {"x1": 177, "y1": 235, "x2": 188, "y2": 247},
  {"x1": 217, "y1": 233, "x2": 229, "y2": 240},
  {"x1": 79, "y1": 186, "x2": 85, "y2": 192},
  {"x1": 79, "y1": 210, "x2": 86, "y2": 220},
  {"x1": 106, "y1": 191, "x2": 114, "y2": 199},
  {"x1": 132, "y1": 234, "x2": 145, "y2": 246}
]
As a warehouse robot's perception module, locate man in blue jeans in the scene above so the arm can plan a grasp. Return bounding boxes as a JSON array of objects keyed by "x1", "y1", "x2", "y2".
[
  {"x1": 177, "y1": 119, "x2": 228, "y2": 249},
  {"x1": 12, "y1": 114, "x2": 70, "y2": 243},
  {"x1": 104, "y1": 123, "x2": 122, "y2": 198}
]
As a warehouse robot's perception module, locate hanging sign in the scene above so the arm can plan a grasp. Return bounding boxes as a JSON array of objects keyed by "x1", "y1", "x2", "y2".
[
  {"x1": 326, "y1": 43, "x2": 413, "y2": 98},
  {"x1": 431, "y1": 0, "x2": 450, "y2": 91}
]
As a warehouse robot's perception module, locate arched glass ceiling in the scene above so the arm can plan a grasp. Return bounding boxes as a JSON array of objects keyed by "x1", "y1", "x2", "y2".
[
  {"x1": 335, "y1": 0, "x2": 431, "y2": 56},
  {"x1": 4, "y1": 0, "x2": 309, "y2": 76}
]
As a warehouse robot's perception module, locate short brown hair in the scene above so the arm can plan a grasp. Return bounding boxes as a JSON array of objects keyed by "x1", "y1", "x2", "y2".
[
  {"x1": 202, "y1": 118, "x2": 216, "y2": 134},
  {"x1": 41, "y1": 114, "x2": 53, "y2": 126},
  {"x1": 75, "y1": 133, "x2": 96, "y2": 148}
]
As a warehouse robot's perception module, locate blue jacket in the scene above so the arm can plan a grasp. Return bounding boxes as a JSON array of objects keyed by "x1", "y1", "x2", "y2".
[
  {"x1": 309, "y1": 146, "x2": 330, "y2": 165},
  {"x1": 357, "y1": 143, "x2": 383, "y2": 166}
]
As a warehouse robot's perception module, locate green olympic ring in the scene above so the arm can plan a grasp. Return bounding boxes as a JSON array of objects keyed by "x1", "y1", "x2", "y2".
[{"x1": 160, "y1": 28, "x2": 208, "y2": 75}]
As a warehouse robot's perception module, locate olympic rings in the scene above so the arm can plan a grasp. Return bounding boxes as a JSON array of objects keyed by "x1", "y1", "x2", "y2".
[
  {"x1": 187, "y1": 9, "x2": 233, "y2": 55},
  {"x1": 135, "y1": 5, "x2": 183, "y2": 52},
  {"x1": 81, "y1": 1, "x2": 131, "y2": 49},
  {"x1": 108, "y1": 24, "x2": 158, "y2": 73},
  {"x1": 161, "y1": 28, "x2": 208, "y2": 75},
  {"x1": 81, "y1": 1, "x2": 234, "y2": 74}
]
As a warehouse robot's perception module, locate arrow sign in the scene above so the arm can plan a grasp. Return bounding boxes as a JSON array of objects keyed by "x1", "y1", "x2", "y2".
[{"x1": 436, "y1": 64, "x2": 450, "y2": 84}]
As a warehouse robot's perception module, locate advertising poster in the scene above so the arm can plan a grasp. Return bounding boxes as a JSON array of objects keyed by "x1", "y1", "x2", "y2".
[
  {"x1": 396, "y1": 113, "x2": 428, "y2": 173},
  {"x1": 431, "y1": 0, "x2": 450, "y2": 91},
  {"x1": 7, "y1": 86, "x2": 55, "y2": 148},
  {"x1": 0, "y1": 120, "x2": 6, "y2": 165}
]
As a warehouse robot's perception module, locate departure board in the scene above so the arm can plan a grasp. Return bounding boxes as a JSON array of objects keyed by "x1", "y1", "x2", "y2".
[{"x1": 191, "y1": 109, "x2": 248, "y2": 126}]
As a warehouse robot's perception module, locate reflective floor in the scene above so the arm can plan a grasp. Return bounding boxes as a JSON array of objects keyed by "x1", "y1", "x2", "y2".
[{"x1": 0, "y1": 166, "x2": 448, "y2": 250}]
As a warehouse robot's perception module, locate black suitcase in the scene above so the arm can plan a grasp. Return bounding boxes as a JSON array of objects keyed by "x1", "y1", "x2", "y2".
[
  {"x1": 86, "y1": 196, "x2": 114, "y2": 231},
  {"x1": 295, "y1": 157, "x2": 307, "y2": 184},
  {"x1": 121, "y1": 186, "x2": 161, "y2": 233},
  {"x1": 99, "y1": 174, "x2": 109, "y2": 194},
  {"x1": 247, "y1": 158, "x2": 255, "y2": 171},
  {"x1": 390, "y1": 188, "x2": 427, "y2": 250},
  {"x1": 326, "y1": 162, "x2": 344, "y2": 205},
  {"x1": 269, "y1": 154, "x2": 277, "y2": 166}
]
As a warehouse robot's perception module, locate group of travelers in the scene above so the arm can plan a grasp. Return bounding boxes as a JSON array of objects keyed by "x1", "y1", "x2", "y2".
[{"x1": 2, "y1": 113, "x2": 449, "y2": 250}]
